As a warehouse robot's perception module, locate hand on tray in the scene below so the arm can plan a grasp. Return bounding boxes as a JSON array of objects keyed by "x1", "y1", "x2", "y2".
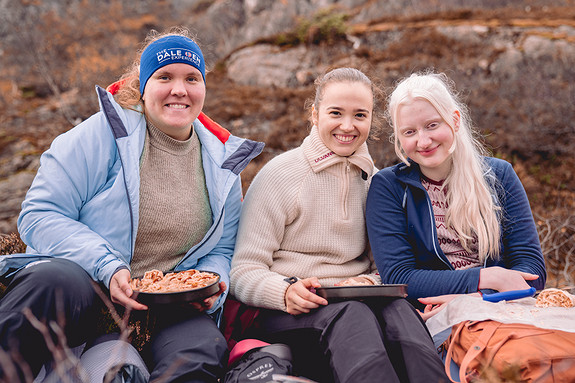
[{"x1": 285, "y1": 277, "x2": 328, "y2": 315}]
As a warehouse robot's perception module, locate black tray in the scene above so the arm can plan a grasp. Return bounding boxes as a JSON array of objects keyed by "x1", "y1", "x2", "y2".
[
  {"x1": 132, "y1": 271, "x2": 220, "y2": 305},
  {"x1": 315, "y1": 284, "x2": 408, "y2": 301}
]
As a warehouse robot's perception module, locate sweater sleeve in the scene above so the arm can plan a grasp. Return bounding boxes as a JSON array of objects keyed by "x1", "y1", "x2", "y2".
[
  {"x1": 494, "y1": 159, "x2": 546, "y2": 289},
  {"x1": 366, "y1": 168, "x2": 481, "y2": 298},
  {"x1": 366, "y1": 160, "x2": 546, "y2": 299},
  {"x1": 230, "y1": 153, "x2": 302, "y2": 312},
  {"x1": 18, "y1": 113, "x2": 129, "y2": 286}
]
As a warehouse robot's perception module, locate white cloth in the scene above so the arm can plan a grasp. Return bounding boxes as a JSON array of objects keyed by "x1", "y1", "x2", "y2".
[
  {"x1": 426, "y1": 295, "x2": 575, "y2": 337},
  {"x1": 79, "y1": 338, "x2": 149, "y2": 382}
]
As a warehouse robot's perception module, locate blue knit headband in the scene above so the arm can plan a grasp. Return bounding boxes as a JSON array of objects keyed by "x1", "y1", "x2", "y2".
[{"x1": 139, "y1": 35, "x2": 206, "y2": 95}]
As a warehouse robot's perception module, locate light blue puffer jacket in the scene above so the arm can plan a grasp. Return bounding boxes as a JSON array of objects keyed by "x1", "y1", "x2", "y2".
[{"x1": 2, "y1": 86, "x2": 264, "y2": 313}]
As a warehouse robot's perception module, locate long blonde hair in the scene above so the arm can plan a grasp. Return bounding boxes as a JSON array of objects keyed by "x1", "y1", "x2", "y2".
[
  {"x1": 113, "y1": 26, "x2": 201, "y2": 110},
  {"x1": 388, "y1": 72, "x2": 501, "y2": 261}
]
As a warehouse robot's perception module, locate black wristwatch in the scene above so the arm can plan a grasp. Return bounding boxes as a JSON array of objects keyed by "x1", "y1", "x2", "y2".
[{"x1": 284, "y1": 276, "x2": 299, "y2": 285}]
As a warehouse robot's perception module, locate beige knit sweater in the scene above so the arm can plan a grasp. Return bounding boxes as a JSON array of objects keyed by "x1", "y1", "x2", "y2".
[
  {"x1": 230, "y1": 126, "x2": 379, "y2": 311},
  {"x1": 131, "y1": 122, "x2": 212, "y2": 277}
]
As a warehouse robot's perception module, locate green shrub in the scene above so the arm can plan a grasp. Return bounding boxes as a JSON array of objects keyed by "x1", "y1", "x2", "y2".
[{"x1": 276, "y1": 8, "x2": 349, "y2": 46}]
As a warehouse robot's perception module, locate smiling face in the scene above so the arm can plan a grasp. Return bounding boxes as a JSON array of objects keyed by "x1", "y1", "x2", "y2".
[
  {"x1": 396, "y1": 99, "x2": 458, "y2": 181},
  {"x1": 312, "y1": 81, "x2": 373, "y2": 157},
  {"x1": 142, "y1": 63, "x2": 206, "y2": 141}
]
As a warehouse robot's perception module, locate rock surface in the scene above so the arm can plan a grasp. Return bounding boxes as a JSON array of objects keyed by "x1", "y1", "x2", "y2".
[{"x1": 0, "y1": 0, "x2": 574, "y2": 235}]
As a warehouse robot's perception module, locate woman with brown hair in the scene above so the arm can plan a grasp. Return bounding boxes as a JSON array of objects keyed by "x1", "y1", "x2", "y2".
[{"x1": 0, "y1": 27, "x2": 263, "y2": 382}]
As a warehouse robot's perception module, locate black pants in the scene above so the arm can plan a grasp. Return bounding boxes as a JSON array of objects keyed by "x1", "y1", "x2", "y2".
[
  {"x1": 0, "y1": 258, "x2": 228, "y2": 383},
  {"x1": 248, "y1": 299, "x2": 448, "y2": 383}
]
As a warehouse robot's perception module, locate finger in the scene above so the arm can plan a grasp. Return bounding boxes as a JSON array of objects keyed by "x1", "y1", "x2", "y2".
[
  {"x1": 215, "y1": 282, "x2": 226, "y2": 297},
  {"x1": 286, "y1": 290, "x2": 322, "y2": 313},
  {"x1": 519, "y1": 272, "x2": 539, "y2": 280},
  {"x1": 122, "y1": 284, "x2": 133, "y2": 298},
  {"x1": 301, "y1": 277, "x2": 322, "y2": 289},
  {"x1": 287, "y1": 299, "x2": 314, "y2": 315},
  {"x1": 418, "y1": 297, "x2": 441, "y2": 305},
  {"x1": 121, "y1": 296, "x2": 148, "y2": 311},
  {"x1": 286, "y1": 306, "x2": 306, "y2": 315},
  {"x1": 202, "y1": 296, "x2": 217, "y2": 310},
  {"x1": 111, "y1": 285, "x2": 147, "y2": 311},
  {"x1": 298, "y1": 287, "x2": 327, "y2": 306},
  {"x1": 287, "y1": 289, "x2": 317, "y2": 309}
]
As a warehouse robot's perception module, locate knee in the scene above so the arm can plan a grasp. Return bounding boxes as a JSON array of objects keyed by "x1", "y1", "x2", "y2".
[
  {"x1": 153, "y1": 315, "x2": 228, "y2": 360},
  {"x1": 385, "y1": 298, "x2": 419, "y2": 317},
  {"x1": 197, "y1": 323, "x2": 228, "y2": 358},
  {"x1": 149, "y1": 317, "x2": 228, "y2": 381},
  {"x1": 6, "y1": 258, "x2": 97, "y2": 310},
  {"x1": 19, "y1": 258, "x2": 93, "y2": 293},
  {"x1": 327, "y1": 301, "x2": 377, "y2": 327},
  {"x1": 337, "y1": 300, "x2": 374, "y2": 316}
]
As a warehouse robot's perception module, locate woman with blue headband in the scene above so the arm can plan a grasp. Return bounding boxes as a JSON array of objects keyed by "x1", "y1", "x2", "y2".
[{"x1": 0, "y1": 27, "x2": 263, "y2": 382}]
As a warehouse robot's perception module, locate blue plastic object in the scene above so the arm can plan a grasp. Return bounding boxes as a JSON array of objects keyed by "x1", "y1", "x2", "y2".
[{"x1": 482, "y1": 287, "x2": 536, "y2": 302}]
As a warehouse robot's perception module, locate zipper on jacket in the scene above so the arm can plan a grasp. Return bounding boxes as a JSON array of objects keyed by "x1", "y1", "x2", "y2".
[
  {"x1": 174, "y1": 207, "x2": 225, "y2": 269},
  {"x1": 98, "y1": 87, "x2": 135, "y2": 257},
  {"x1": 425, "y1": 192, "x2": 453, "y2": 270},
  {"x1": 342, "y1": 160, "x2": 351, "y2": 219}
]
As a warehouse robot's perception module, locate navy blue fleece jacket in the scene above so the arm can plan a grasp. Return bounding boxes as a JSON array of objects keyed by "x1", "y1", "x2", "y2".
[{"x1": 366, "y1": 157, "x2": 546, "y2": 299}]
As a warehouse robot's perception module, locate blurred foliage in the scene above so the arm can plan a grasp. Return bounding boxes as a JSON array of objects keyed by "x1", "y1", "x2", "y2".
[
  {"x1": 95, "y1": 307, "x2": 153, "y2": 352},
  {"x1": 275, "y1": 7, "x2": 349, "y2": 46},
  {"x1": 0, "y1": 233, "x2": 26, "y2": 255},
  {"x1": 1, "y1": 0, "x2": 167, "y2": 120},
  {"x1": 0, "y1": 233, "x2": 27, "y2": 296},
  {"x1": 1, "y1": 0, "x2": 574, "y2": 286}
]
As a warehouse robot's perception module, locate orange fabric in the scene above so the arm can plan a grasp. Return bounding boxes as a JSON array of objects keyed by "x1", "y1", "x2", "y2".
[{"x1": 445, "y1": 320, "x2": 575, "y2": 382}]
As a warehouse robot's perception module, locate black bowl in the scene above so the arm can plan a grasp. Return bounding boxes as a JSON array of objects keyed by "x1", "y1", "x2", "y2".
[{"x1": 132, "y1": 271, "x2": 220, "y2": 305}]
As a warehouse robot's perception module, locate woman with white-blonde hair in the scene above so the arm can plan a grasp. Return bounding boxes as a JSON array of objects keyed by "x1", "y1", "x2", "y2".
[
  {"x1": 230, "y1": 68, "x2": 448, "y2": 382},
  {"x1": 366, "y1": 71, "x2": 546, "y2": 319}
]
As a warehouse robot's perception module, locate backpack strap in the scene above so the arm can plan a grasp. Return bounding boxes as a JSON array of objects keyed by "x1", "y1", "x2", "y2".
[
  {"x1": 444, "y1": 321, "x2": 466, "y2": 382},
  {"x1": 445, "y1": 321, "x2": 502, "y2": 382}
]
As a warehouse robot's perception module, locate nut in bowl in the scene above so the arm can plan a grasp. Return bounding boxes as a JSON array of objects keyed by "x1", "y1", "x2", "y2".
[{"x1": 130, "y1": 269, "x2": 220, "y2": 305}]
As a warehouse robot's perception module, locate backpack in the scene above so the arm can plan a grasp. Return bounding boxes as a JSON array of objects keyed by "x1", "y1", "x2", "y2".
[
  {"x1": 444, "y1": 320, "x2": 575, "y2": 383},
  {"x1": 224, "y1": 343, "x2": 293, "y2": 383}
]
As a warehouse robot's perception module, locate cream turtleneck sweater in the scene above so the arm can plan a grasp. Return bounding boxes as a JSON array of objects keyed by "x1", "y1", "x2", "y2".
[{"x1": 230, "y1": 126, "x2": 379, "y2": 312}]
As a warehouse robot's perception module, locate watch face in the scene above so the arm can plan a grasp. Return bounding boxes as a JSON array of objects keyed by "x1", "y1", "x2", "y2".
[{"x1": 284, "y1": 276, "x2": 298, "y2": 285}]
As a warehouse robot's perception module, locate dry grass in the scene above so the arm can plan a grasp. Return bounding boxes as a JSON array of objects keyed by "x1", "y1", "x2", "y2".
[{"x1": 0, "y1": 234, "x2": 26, "y2": 256}]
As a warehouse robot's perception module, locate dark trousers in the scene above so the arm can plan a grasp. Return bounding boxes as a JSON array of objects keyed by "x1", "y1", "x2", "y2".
[
  {"x1": 142, "y1": 306, "x2": 228, "y2": 383},
  {"x1": 248, "y1": 299, "x2": 448, "y2": 383},
  {"x1": 0, "y1": 258, "x2": 228, "y2": 383}
]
